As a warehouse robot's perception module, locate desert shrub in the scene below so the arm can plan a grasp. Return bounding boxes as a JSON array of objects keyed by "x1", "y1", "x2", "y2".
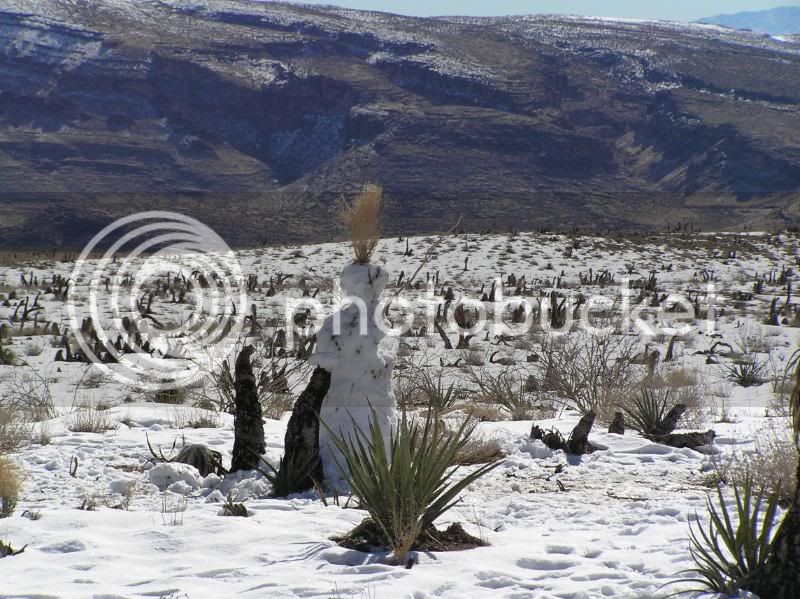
[
  {"x1": 0, "y1": 342, "x2": 16, "y2": 366},
  {"x1": 0, "y1": 538, "x2": 25, "y2": 558},
  {"x1": 23, "y1": 342, "x2": 43, "y2": 357},
  {"x1": 327, "y1": 409, "x2": 501, "y2": 564},
  {"x1": 337, "y1": 183, "x2": 382, "y2": 264},
  {"x1": 169, "y1": 407, "x2": 221, "y2": 429},
  {"x1": 151, "y1": 387, "x2": 187, "y2": 405},
  {"x1": 468, "y1": 368, "x2": 538, "y2": 420},
  {"x1": 461, "y1": 349, "x2": 485, "y2": 366},
  {"x1": 0, "y1": 408, "x2": 31, "y2": 452},
  {"x1": 254, "y1": 453, "x2": 320, "y2": 498},
  {"x1": 723, "y1": 333, "x2": 771, "y2": 387},
  {"x1": 713, "y1": 422, "x2": 798, "y2": 506},
  {"x1": 0, "y1": 455, "x2": 22, "y2": 518},
  {"x1": 261, "y1": 392, "x2": 295, "y2": 420},
  {"x1": 451, "y1": 436, "x2": 505, "y2": 466},
  {"x1": 725, "y1": 359, "x2": 768, "y2": 388},
  {"x1": 537, "y1": 330, "x2": 639, "y2": 414},
  {"x1": 67, "y1": 403, "x2": 118, "y2": 433},
  {"x1": 0, "y1": 368, "x2": 55, "y2": 422},
  {"x1": 676, "y1": 477, "x2": 781, "y2": 596}
]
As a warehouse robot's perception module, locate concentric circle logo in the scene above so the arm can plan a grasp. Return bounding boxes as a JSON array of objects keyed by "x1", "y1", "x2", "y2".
[{"x1": 67, "y1": 212, "x2": 246, "y2": 391}]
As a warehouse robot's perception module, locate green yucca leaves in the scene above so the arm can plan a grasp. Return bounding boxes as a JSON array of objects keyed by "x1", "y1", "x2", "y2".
[
  {"x1": 325, "y1": 409, "x2": 501, "y2": 563},
  {"x1": 670, "y1": 477, "x2": 781, "y2": 596},
  {"x1": 619, "y1": 388, "x2": 670, "y2": 435}
]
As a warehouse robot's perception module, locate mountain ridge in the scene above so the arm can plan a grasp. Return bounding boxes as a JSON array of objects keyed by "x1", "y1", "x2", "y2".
[
  {"x1": 0, "y1": 0, "x2": 798, "y2": 246},
  {"x1": 697, "y1": 6, "x2": 800, "y2": 35}
]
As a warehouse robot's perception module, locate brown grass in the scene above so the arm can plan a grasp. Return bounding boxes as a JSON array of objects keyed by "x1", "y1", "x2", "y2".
[
  {"x1": 452, "y1": 436, "x2": 505, "y2": 466},
  {"x1": 338, "y1": 183, "x2": 382, "y2": 264},
  {"x1": 0, "y1": 455, "x2": 23, "y2": 518}
]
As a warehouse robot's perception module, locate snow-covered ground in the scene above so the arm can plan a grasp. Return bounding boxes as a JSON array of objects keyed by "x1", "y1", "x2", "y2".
[{"x1": 0, "y1": 229, "x2": 797, "y2": 598}]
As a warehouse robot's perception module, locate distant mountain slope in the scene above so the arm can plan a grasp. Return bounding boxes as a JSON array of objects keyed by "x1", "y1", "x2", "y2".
[
  {"x1": 697, "y1": 6, "x2": 800, "y2": 35},
  {"x1": 0, "y1": 0, "x2": 799, "y2": 246}
]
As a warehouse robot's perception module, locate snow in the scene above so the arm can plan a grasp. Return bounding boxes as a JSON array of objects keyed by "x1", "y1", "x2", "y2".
[{"x1": 0, "y1": 229, "x2": 797, "y2": 597}]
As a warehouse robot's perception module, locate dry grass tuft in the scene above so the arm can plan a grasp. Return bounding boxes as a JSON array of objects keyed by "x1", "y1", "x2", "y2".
[
  {"x1": 452, "y1": 436, "x2": 505, "y2": 466},
  {"x1": 338, "y1": 183, "x2": 382, "y2": 264},
  {"x1": 0, "y1": 455, "x2": 23, "y2": 518}
]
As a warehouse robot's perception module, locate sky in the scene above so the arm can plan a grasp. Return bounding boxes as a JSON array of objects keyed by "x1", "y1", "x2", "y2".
[{"x1": 293, "y1": 1, "x2": 799, "y2": 22}]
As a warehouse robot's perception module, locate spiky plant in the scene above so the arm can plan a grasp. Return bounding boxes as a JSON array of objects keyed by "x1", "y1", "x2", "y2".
[
  {"x1": 739, "y1": 349, "x2": 800, "y2": 597},
  {"x1": 327, "y1": 409, "x2": 501, "y2": 564},
  {"x1": 673, "y1": 477, "x2": 780, "y2": 595},
  {"x1": 416, "y1": 369, "x2": 460, "y2": 415},
  {"x1": 253, "y1": 452, "x2": 320, "y2": 498},
  {"x1": 338, "y1": 183, "x2": 382, "y2": 264},
  {"x1": 618, "y1": 388, "x2": 671, "y2": 435}
]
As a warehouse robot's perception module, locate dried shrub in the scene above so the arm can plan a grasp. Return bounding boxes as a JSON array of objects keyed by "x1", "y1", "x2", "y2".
[
  {"x1": 338, "y1": 183, "x2": 382, "y2": 264},
  {"x1": 0, "y1": 408, "x2": 31, "y2": 452},
  {"x1": 0, "y1": 455, "x2": 22, "y2": 518},
  {"x1": 67, "y1": 402, "x2": 119, "y2": 433}
]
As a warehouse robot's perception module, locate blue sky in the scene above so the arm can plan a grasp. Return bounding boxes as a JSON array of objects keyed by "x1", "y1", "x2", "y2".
[{"x1": 294, "y1": 1, "x2": 798, "y2": 21}]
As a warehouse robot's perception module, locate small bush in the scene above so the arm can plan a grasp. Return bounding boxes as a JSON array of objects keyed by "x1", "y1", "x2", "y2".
[
  {"x1": 469, "y1": 369, "x2": 537, "y2": 421},
  {"x1": 713, "y1": 422, "x2": 798, "y2": 506},
  {"x1": 725, "y1": 359, "x2": 768, "y2": 388},
  {"x1": 676, "y1": 477, "x2": 781, "y2": 596},
  {"x1": 451, "y1": 436, "x2": 505, "y2": 466},
  {"x1": 0, "y1": 408, "x2": 31, "y2": 452},
  {"x1": 23, "y1": 342, "x2": 43, "y2": 357},
  {"x1": 327, "y1": 409, "x2": 501, "y2": 564},
  {"x1": 169, "y1": 407, "x2": 221, "y2": 429},
  {"x1": 0, "y1": 538, "x2": 25, "y2": 558},
  {"x1": 67, "y1": 403, "x2": 118, "y2": 433},
  {"x1": 261, "y1": 392, "x2": 295, "y2": 420},
  {"x1": 0, "y1": 455, "x2": 22, "y2": 518},
  {"x1": 0, "y1": 343, "x2": 16, "y2": 366},
  {"x1": 151, "y1": 387, "x2": 187, "y2": 405}
]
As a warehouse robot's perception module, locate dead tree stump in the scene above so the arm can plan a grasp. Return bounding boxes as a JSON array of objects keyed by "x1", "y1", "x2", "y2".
[
  {"x1": 608, "y1": 412, "x2": 625, "y2": 435},
  {"x1": 646, "y1": 430, "x2": 715, "y2": 449},
  {"x1": 281, "y1": 366, "x2": 331, "y2": 492},
  {"x1": 230, "y1": 346, "x2": 266, "y2": 472},
  {"x1": 531, "y1": 410, "x2": 598, "y2": 455},
  {"x1": 653, "y1": 403, "x2": 687, "y2": 436},
  {"x1": 567, "y1": 410, "x2": 597, "y2": 455}
]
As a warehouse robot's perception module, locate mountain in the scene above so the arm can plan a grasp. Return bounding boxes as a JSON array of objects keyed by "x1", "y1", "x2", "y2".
[
  {"x1": 1, "y1": 0, "x2": 799, "y2": 247},
  {"x1": 697, "y1": 6, "x2": 800, "y2": 35}
]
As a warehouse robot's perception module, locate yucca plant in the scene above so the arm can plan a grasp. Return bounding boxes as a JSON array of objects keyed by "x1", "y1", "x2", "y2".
[
  {"x1": 618, "y1": 388, "x2": 671, "y2": 435},
  {"x1": 672, "y1": 477, "x2": 780, "y2": 596},
  {"x1": 252, "y1": 451, "x2": 320, "y2": 498},
  {"x1": 326, "y1": 409, "x2": 501, "y2": 564},
  {"x1": 724, "y1": 359, "x2": 768, "y2": 388},
  {"x1": 416, "y1": 369, "x2": 460, "y2": 415}
]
